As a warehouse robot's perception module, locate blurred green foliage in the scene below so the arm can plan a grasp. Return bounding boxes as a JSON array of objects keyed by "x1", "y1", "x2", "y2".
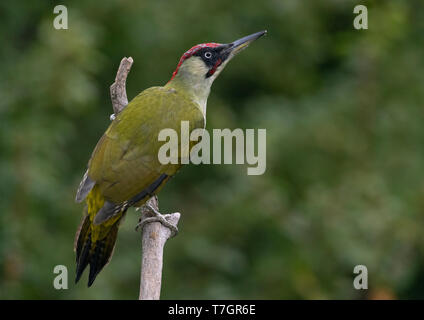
[{"x1": 1, "y1": 0, "x2": 424, "y2": 299}]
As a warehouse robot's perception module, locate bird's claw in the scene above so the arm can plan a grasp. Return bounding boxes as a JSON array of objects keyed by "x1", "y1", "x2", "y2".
[{"x1": 135, "y1": 205, "x2": 179, "y2": 238}]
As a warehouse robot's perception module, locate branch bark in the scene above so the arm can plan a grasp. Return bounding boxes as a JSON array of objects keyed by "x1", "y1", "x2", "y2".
[
  {"x1": 138, "y1": 197, "x2": 180, "y2": 300},
  {"x1": 110, "y1": 57, "x2": 133, "y2": 115},
  {"x1": 109, "y1": 57, "x2": 181, "y2": 300}
]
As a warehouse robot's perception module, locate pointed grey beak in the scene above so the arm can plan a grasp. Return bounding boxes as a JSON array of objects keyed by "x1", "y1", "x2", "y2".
[{"x1": 224, "y1": 30, "x2": 267, "y2": 56}]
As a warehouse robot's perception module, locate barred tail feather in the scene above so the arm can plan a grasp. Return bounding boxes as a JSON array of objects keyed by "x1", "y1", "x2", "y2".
[{"x1": 74, "y1": 213, "x2": 122, "y2": 287}]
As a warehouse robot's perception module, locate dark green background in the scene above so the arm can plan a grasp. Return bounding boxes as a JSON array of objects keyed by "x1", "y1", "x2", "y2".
[{"x1": 1, "y1": 0, "x2": 423, "y2": 299}]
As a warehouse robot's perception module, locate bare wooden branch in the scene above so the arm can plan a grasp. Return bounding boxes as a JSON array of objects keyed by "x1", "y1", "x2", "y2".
[
  {"x1": 139, "y1": 197, "x2": 181, "y2": 300},
  {"x1": 109, "y1": 58, "x2": 181, "y2": 300},
  {"x1": 110, "y1": 57, "x2": 134, "y2": 116}
]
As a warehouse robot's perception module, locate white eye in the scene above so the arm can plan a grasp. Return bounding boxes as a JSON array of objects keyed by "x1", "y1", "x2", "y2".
[{"x1": 204, "y1": 52, "x2": 212, "y2": 59}]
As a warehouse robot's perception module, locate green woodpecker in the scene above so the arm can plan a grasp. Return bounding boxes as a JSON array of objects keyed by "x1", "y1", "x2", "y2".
[{"x1": 74, "y1": 30, "x2": 266, "y2": 286}]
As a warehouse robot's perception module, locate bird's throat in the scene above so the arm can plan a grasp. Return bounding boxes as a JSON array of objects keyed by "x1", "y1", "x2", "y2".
[
  {"x1": 166, "y1": 56, "x2": 219, "y2": 117},
  {"x1": 166, "y1": 73, "x2": 213, "y2": 117}
]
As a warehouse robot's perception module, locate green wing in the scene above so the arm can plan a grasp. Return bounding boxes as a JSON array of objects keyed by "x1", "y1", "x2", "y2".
[{"x1": 87, "y1": 86, "x2": 205, "y2": 204}]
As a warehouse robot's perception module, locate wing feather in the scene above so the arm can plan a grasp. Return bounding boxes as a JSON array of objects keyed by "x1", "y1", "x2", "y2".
[{"x1": 85, "y1": 86, "x2": 204, "y2": 204}]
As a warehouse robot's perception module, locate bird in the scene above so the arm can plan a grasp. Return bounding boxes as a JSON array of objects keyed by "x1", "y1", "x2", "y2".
[{"x1": 74, "y1": 30, "x2": 267, "y2": 286}]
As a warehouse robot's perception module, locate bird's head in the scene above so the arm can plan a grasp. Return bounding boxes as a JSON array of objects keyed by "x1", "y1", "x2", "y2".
[{"x1": 166, "y1": 30, "x2": 267, "y2": 112}]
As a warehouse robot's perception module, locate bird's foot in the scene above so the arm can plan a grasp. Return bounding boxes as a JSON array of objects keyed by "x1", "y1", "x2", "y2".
[{"x1": 135, "y1": 204, "x2": 179, "y2": 238}]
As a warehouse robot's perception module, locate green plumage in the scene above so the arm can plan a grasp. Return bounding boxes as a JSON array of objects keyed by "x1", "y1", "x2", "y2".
[
  {"x1": 90, "y1": 86, "x2": 204, "y2": 201},
  {"x1": 75, "y1": 85, "x2": 205, "y2": 286}
]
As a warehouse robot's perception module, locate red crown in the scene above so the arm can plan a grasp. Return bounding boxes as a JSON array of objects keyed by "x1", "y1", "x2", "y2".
[{"x1": 169, "y1": 43, "x2": 222, "y2": 81}]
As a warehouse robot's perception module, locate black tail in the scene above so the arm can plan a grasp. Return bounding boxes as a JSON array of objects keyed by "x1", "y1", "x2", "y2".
[{"x1": 74, "y1": 214, "x2": 120, "y2": 287}]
